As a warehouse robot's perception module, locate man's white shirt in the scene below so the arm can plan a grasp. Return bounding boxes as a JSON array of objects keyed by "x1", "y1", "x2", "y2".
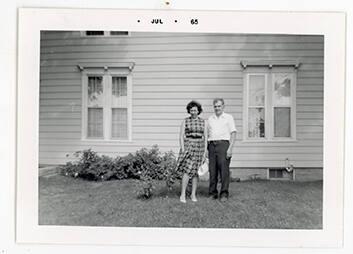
[{"x1": 207, "y1": 112, "x2": 237, "y2": 141}]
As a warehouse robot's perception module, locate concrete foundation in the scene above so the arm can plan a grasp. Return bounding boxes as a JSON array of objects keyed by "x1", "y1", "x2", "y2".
[
  {"x1": 200, "y1": 168, "x2": 323, "y2": 182},
  {"x1": 294, "y1": 168, "x2": 323, "y2": 181}
]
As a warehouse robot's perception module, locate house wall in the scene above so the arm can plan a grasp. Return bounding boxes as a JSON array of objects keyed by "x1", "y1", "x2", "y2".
[{"x1": 39, "y1": 31, "x2": 324, "y2": 169}]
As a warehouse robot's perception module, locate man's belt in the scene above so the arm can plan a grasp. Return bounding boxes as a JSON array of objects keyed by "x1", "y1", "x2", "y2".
[{"x1": 208, "y1": 140, "x2": 229, "y2": 144}]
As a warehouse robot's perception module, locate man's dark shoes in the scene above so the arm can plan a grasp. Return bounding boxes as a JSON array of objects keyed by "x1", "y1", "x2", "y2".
[{"x1": 209, "y1": 193, "x2": 218, "y2": 200}]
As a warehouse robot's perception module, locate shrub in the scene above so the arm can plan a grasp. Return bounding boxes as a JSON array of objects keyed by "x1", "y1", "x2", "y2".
[
  {"x1": 60, "y1": 149, "x2": 123, "y2": 181},
  {"x1": 60, "y1": 145, "x2": 178, "y2": 198},
  {"x1": 135, "y1": 146, "x2": 178, "y2": 198}
]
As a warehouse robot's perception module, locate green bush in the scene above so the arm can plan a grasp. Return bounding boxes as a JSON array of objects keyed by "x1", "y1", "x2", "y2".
[
  {"x1": 60, "y1": 145, "x2": 179, "y2": 198},
  {"x1": 60, "y1": 149, "x2": 122, "y2": 181},
  {"x1": 134, "y1": 147, "x2": 178, "y2": 198}
]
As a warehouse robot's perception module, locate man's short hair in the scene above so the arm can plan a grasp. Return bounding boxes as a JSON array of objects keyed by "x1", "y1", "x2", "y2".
[{"x1": 213, "y1": 98, "x2": 225, "y2": 105}]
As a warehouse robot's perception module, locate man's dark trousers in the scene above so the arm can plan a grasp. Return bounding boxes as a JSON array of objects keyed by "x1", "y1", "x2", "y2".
[{"x1": 208, "y1": 140, "x2": 231, "y2": 198}]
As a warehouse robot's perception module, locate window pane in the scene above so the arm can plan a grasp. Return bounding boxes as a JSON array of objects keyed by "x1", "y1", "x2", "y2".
[
  {"x1": 110, "y1": 31, "x2": 129, "y2": 36},
  {"x1": 112, "y1": 77, "x2": 127, "y2": 96},
  {"x1": 274, "y1": 74, "x2": 291, "y2": 105},
  {"x1": 88, "y1": 77, "x2": 103, "y2": 107},
  {"x1": 85, "y1": 31, "x2": 104, "y2": 36},
  {"x1": 249, "y1": 75, "x2": 265, "y2": 106},
  {"x1": 248, "y1": 108, "x2": 265, "y2": 138},
  {"x1": 87, "y1": 108, "x2": 103, "y2": 138},
  {"x1": 112, "y1": 77, "x2": 127, "y2": 107},
  {"x1": 269, "y1": 169, "x2": 283, "y2": 178},
  {"x1": 112, "y1": 108, "x2": 128, "y2": 139},
  {"x1": 274, "y1": 107, "x2": 291, "y2": 137}
]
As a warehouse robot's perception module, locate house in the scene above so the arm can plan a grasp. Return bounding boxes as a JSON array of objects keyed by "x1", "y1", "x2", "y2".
[{"x1": 39, "y1": 31, "x2": 324, "y2": 181}]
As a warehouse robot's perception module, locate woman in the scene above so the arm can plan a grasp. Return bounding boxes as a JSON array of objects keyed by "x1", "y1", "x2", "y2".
[{"x1": 176, "y1": 100, "x2": 207, "y2": 203}]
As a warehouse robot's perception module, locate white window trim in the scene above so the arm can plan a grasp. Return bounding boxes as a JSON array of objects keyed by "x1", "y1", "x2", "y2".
[
  {"x1": 80, "y1": 31, "x2": 131, "y2": 37},
  {"x1": 81, "y1": 68, "x2": 132, "y2": 142},
  {"x1": 243, "y1": 68, "x2": 297, "y2": 142}
]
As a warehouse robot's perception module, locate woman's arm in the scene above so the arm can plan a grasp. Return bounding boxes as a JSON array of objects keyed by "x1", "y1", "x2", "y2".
[{"x1": 179, "y1": 119, "x2": 185, "y2": 152}]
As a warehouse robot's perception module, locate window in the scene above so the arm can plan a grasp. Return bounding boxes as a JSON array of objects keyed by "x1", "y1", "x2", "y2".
[
  {"x1": 109, "y1": 31, "x2": 129, "y2": 36},
  {"x1": 82, "y1": 31, "x2": 130, "y2": 37},
  {"x1": 243, "y1": 69, "x2": 296, "y2": 141},
  {"x1": 269, "y1": 169, "x2": 284, "y2": 179},
  {"x1": 247, "y1": 74, "x2": 266, "y2": 138},
  {"x1": 81, "y1": 68, "x2": 132, "y2": 141},
  {"x1": 111, "y1": 77, "x2": 128, "y2": 139},
  {"x1": 85, "y1": 31, "x2": 105, "y2": 36},
  {"x1": 87, "y1": 77, "x2": 104, "y2": 138},
  {"x1": 268, "y1": 168, "x2": 294, "y2": 181}
]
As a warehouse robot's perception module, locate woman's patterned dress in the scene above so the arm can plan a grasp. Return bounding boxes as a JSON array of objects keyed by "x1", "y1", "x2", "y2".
[{"x1": 175, "y1": 116, "x2": 206, "y2": 177}]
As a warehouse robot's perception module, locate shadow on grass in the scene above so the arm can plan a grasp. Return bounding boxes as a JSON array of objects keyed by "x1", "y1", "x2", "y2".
[{"x1": 151, "y1": 181, "x2": 210, "y2": 199}]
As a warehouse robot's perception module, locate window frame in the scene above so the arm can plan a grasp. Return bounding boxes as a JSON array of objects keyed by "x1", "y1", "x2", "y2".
[
  {"x1": 271, "y1": 72, "x2": 297, "y2": 141},
  {"x1": 244, "y1": 72, "x2": 268, "y2": 140},
  {"x1": 243, "y1": 68, "x2": 297, "y2": 142},
  {"x1": 267, "y1": 168, "x2": 295, "y2": 181},
  {"x1": 80, "y1": 31, "x2": 130, "y2": 37},
  {"x1": 81, "y1": 68, "x2": 132, "y2": 142},
  {"x1": 86, "y1": 76, "x2": 104, "y2": 139}
]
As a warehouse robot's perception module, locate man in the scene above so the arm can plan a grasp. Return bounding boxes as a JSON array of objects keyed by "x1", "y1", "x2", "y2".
[{"x1": 207, "y1": 98, "x2": 237, "y2": 202}]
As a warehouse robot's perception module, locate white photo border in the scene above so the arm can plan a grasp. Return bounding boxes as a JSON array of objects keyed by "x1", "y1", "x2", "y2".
[{"x1": 17, "y1": 8, "x2": 346, "y2": 247}]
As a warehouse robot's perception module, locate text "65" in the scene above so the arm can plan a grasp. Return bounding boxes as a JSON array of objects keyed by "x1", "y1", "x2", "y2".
[{"x1": 190, "y1": 19, "x2": 198, "y2": 25}]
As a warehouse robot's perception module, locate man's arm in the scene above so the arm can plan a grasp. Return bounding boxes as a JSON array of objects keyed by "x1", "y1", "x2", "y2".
[
  {"x1": 226, "y1": 131, "x2": 236, "y2": 159},
  {"x1": 226, "y1": 114, "x2": 237, "y2": 159}
]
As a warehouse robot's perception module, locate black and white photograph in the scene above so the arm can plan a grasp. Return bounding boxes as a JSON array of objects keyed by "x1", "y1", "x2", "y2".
[
  {"x1": 15, "y1": 8, "x2": 345, "y2": 248},
  {"x1": 38, "y1": 30, "x2": 324, "y2": 229}
]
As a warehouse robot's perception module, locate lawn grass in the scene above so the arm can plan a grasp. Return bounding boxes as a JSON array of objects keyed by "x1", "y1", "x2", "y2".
[{"x1": 39, "y1": 175, "x2": 322, "y2": 229}]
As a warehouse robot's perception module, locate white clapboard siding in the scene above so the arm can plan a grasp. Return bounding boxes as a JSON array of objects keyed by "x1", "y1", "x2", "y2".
[
  {"x1": 40, "y1": 64, "x2": 325, "y2": 73},
  {"x1": 39, "y1": 31, "x2": 324, "y2": 168},
  {"x1": 39, "y1": 138, "x2": 322, "y2": 146},
  {"x1": 40, "y1": 58, "x2": 324, "y2": 67}
]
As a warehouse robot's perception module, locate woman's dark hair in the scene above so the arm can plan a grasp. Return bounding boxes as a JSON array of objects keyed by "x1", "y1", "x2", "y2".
[{"x1": 186, "y1": 100, "x2": 203, "y2": 115}]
